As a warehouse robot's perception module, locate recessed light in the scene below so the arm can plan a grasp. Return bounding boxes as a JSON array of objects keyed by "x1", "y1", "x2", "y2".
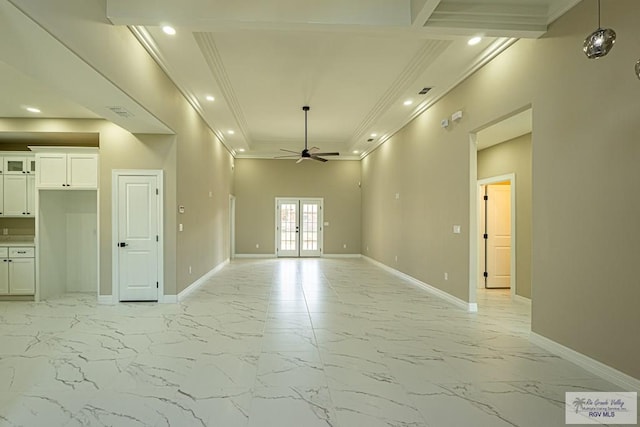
[
  {"x1": 162, "y1": 26, "x2": 176, "y2": 36},
  {"x1": 370, "y1": 133, "x2": 378, "y2": 137},
  {"x1": 468, "y1": 36, "x2": 482, "y2": 46},
  {"x1": 238, "y1": 148, "x2": 245, "y2": 152},
  {"x1": 205, "y1": 95, "x2": 215, "y2": 102},
  {"x1": 227, "y1": 130, "x2": 235, "y2": 135},
  {"x1": 353, "y1": 150, "x2": 359, "y2": 154},
  {"x1": 403, "y1": 100, "x2": 413, "y2": 106},
  {"x1": 25, "y1": 107, "x2": 41, "y2": 113}
]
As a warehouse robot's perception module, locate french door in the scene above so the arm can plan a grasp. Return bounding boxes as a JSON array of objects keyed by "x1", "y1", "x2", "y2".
[{"x1": 276, "y1": 198, "x2": 323, "y2": 257}]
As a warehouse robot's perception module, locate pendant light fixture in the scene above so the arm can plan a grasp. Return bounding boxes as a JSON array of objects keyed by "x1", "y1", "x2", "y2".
[{"x1": 583, "y1": 0, "x2": 616, "y2": 59}]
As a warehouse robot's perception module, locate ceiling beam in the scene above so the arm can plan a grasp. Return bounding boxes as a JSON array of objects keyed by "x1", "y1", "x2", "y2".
[
  {"x1": 106, "y1": 0, "x2": 412, "y2": 28},
  {"x1": 411, "y1": 0, "x2": 443, "y2": 28}
]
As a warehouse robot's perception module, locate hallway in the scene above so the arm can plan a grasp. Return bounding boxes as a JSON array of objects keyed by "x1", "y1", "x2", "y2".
[{"x1": 0, "y1": 258, "x2": 620, "y2": 426}]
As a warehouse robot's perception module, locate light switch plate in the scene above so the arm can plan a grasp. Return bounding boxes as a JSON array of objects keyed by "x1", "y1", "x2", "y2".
[{"x1": 453, "y1": 225, "x2": 461, "y2": 234}]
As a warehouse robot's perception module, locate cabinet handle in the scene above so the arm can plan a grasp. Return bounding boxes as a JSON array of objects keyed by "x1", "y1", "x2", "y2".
[{"x1": 17, "y1": 251, "x2": 26, "y2": 254}]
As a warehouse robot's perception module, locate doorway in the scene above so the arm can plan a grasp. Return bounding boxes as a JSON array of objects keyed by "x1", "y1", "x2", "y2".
[
  {"x1": 479, "y1": 177, "x2": 514, "y2": 292},
  {"x1": 229, "y1": 194, "x2": 236, "y2": 260},
  {"x1": 112, "y1": 170, "x2": 164, "y2": 302},
  {"x1": 275, "y1": 198, "x2": 323, "y2": 257}
]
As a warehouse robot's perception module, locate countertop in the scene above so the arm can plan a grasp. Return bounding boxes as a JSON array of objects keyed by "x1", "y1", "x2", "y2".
[{"x1": 0, "y1": 238, "x2": 35, "y2": 247}]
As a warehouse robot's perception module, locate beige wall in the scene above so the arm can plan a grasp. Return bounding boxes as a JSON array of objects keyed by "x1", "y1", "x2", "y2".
[
  {"x1": 234, "y1": 159, "x2": 361, "y2": 255},
  {"x1": 362, "y1": 1, "x2": 640, "y2": 379},
  {"x1": 11, "y1": 1, "x2": 236, "y2": 295},
  {"x1": 0, "y1": 118, "x2": 178, "y2": 295},
  {"x1": 478, "y1": 133, "x2": 532, "y2": 298}
]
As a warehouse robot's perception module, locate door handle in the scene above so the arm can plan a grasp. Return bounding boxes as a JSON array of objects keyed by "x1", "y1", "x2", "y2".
[{"x1": 117, "y1": 242, "x2": 129, "y2": 247}]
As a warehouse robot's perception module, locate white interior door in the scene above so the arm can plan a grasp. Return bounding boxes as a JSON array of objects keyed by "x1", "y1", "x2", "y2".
[
  {"x1": 484, "y1": 184, "x2": 511, "y2": 288},
  {"x1": 116, "y1": 174, "x2": 160, "y2": 301},
  {"x1": 276, "y1": 198, "x2": 322, "y2": 257}
]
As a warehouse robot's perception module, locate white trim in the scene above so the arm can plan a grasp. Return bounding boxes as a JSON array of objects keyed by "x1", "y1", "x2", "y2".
[
  {"x1": 513, "y1": 294, "x2": 531, "y2": 305},
  {"x1": 97, "y1": 295, "x2": 116, "y2": 305},
  {"x1": 234, "y1": 254, "x2": 276, "y2": 259},
  {"x1": 322, "y1": 254, "x2": 362, "y2": 259},
  {"x1": 363, "y1": 256, "x2": 477, "y2": 312},
  {"x1": 530, "y1": 332, "x2": 640, "y2": 393},
  {"x1": 161, "y1": 295, "x2": 178, "y2": 304},
  {"x1": 112, "y1": 170, "x2": 164, "y2": 303},
  {"x1": 477, "y1": 173, "x2": 517, "y2": 299},
  {"x1": 177, "y1": 259, "x2": 229, "y2": 302}
]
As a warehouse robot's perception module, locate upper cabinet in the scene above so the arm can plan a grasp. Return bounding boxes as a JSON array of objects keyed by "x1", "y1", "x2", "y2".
[
  {"x1": 32, "y1": 148, "x2": 99, "y2": 190},
  {"x1": 3, "y1": 156, "x2": 35, "y2": 175},
  {"x1": 0, "y1": 152, "x2": 35, "y2": 217}
]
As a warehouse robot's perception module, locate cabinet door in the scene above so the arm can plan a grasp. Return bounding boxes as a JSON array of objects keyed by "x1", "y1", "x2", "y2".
[
  {"x1": 3, "y1": 175, "x2": 27, "y2": 216},
  {"x1": 26, "y1": 175, "x2": 36, "y2": 216},
  {"x1": 8, "y1": 258, "x2": 35, "y2": 295},
  {"x1": 27, "y1": 157, "x2": 36, "y2": 174},
  {"x1": 36, "y1": 153, "x2": 67, "y2": 188},
  {"x1": 67, "y1": 154, "x2": 98, "y2": 188},
  {"x1": 0, "y1": 259, "x2": 8, "y2": 295},
  {"x1": 3, "y1": 157, "x2": 27, "y2": 175},
  {"x1": 0, "y1": 176, "x2": 4, "y2": 216}
]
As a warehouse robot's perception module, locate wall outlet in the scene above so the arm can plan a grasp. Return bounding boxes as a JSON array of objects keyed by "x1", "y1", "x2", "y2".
[
  {"x1": 256, "y1": 243, "x2": 260, "y2": 249},
  {"x1": 395, "y1": 255, "x2": 398, "y2": 262},
  {"x1": 395, "y1": 193, "x2": 400, "y2": 200},
  {"x1": 208, "y1": 191, "x2": 213, "y2": 198},
  {"x1": 343, "y1": 244, "x2": 347, "y2": 249},
  {"x1": 189, "y1": 266, "x2": 192, "y2": 275},
  {"x1": 366, "y1": 246, "x2": 369, "y2": 251},
  {"x1": 444, "y1": 272, "x2": 448, "y2": 280}
]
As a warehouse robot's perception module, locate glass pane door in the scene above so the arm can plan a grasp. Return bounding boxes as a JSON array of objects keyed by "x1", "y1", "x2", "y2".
[
  {"x1": 276, "y1": 198, "x2": 323, "y2": 257},
  {"x1": 277, "y1": 200, "x2": 299, "y2": 257},
  {"x1": 300, "y1": 200, "x2": 321, "y2": 257}
]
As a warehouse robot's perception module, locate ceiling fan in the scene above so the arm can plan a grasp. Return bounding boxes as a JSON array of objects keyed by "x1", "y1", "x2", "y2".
[{"x1": 276, "y1": 106, "x2": 339, "y2": 163}]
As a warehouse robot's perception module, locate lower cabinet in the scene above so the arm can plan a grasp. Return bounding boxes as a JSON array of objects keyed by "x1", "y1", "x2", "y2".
[{"x1": 0, "y1": 247, "x2": 35, "y2": 295}]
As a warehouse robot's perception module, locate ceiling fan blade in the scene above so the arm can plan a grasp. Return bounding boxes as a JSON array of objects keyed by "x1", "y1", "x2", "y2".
[
  {"x1": 312, "y1": 152, "x2": 339, "y2": 156},
  {"x1": 280, "y1": 149, "x2": 300, "y2": 154},
  {"x1": 311, "y1": 156, "x2": 328, "y2": 162},
  {"x1": 274, "y1": 155, "x2": 300, "y2": 158},
  {"x1": 309, "y1": 146, "x2": 320, "y2": 152},
  {"x1": 296, "y1": 157, "x2": 305, "y2": 164}
]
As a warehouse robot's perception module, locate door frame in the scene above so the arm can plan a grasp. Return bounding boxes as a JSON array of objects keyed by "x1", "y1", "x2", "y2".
[
  {"x1": 229, "y1": 194, "x2": 236, "y2": 260},
  {"x1": 477, "y1": 173, "x2": 516, "y2": 298},
  {"x1": 274, "y1": 197, "x2": 324, "y2": 258},
  {"x1": 111, "y1": 169, "x2": 164, "y2": 303}
]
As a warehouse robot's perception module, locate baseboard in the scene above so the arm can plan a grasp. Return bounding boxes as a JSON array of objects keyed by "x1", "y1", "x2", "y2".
[
  {"x1": 234, "y1": 254, "x2": 276, "y2": 259},
  {"x1": 363, "y1": 256, "x2": 477, "y2": 312},
  {"x1": 322, "y1": 254, "x2": 362, "y2": 258},
  {"x1": 161, "y1": 295, "x2": 178, "y2": 304},
  {"x1": 177, "y1": 259, "x2": 229, "y2": 302},
  {"x1": 97, "y1": 295, "x2": 115, "y2": 305},
  {"x1": 513, "y1": 294, "x2": 532, "y2": 305},
  {"x1": 530, "y1": 332, "x2": 640, "y2": 393}
]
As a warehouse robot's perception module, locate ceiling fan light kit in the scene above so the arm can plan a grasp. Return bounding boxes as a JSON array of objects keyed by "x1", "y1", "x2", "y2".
[
  {"x1": 583, "y1": 0, "x2": 616, "y2": 59},
  {"x1": 275, "y1": 106, "x2": 340, "y2": 163}
]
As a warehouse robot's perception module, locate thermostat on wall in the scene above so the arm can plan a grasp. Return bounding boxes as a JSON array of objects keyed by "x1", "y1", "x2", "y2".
[{"x1": 178, "y1": 205, "x2": 185, "y2": 214}]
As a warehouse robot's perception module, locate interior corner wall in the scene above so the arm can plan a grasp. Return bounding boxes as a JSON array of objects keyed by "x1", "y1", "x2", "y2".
[
  {"x1": 12, "y1": 1, "x2": 235, "y2": 296},
  {"x1": 234, "y1": 159, "x2": 361, "y2": 255},
  {"x1": 477, "y1": 133, "x2": 532, "y2": 299},
  {"x1": 362, "y1": 0, "x2": 640, "y2": 379}
]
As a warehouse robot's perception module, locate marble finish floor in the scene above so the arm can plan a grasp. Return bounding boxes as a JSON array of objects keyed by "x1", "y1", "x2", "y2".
[{"x1": 0, "y1": 258, "x2": 629, "y2": 426}]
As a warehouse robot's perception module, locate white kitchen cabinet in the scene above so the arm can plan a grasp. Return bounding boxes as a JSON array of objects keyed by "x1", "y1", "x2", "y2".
[
  {"x1": 27, "y1": 174, "x2": 35, "y2": 216},
  {"x1": 0, "y1": 247, "x2": 35, "y2": 295},
  {"x1": 0, "y1": 248, "x2": 8, "y2": 294},
  {"x1": 3, "y1": 175, "x2": 30, "y2": 217},
  {"x1": 2, "y1": 154, "x2": 35, "y2": 175},
  {"x1": 35, "y1": 150, "x2": 98, "y2": 189}
]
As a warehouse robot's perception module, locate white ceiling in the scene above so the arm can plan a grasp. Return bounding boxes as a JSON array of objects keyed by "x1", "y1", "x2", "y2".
[{"x1": 2, "y1": 0, "x2": 580, "y2": 158}]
